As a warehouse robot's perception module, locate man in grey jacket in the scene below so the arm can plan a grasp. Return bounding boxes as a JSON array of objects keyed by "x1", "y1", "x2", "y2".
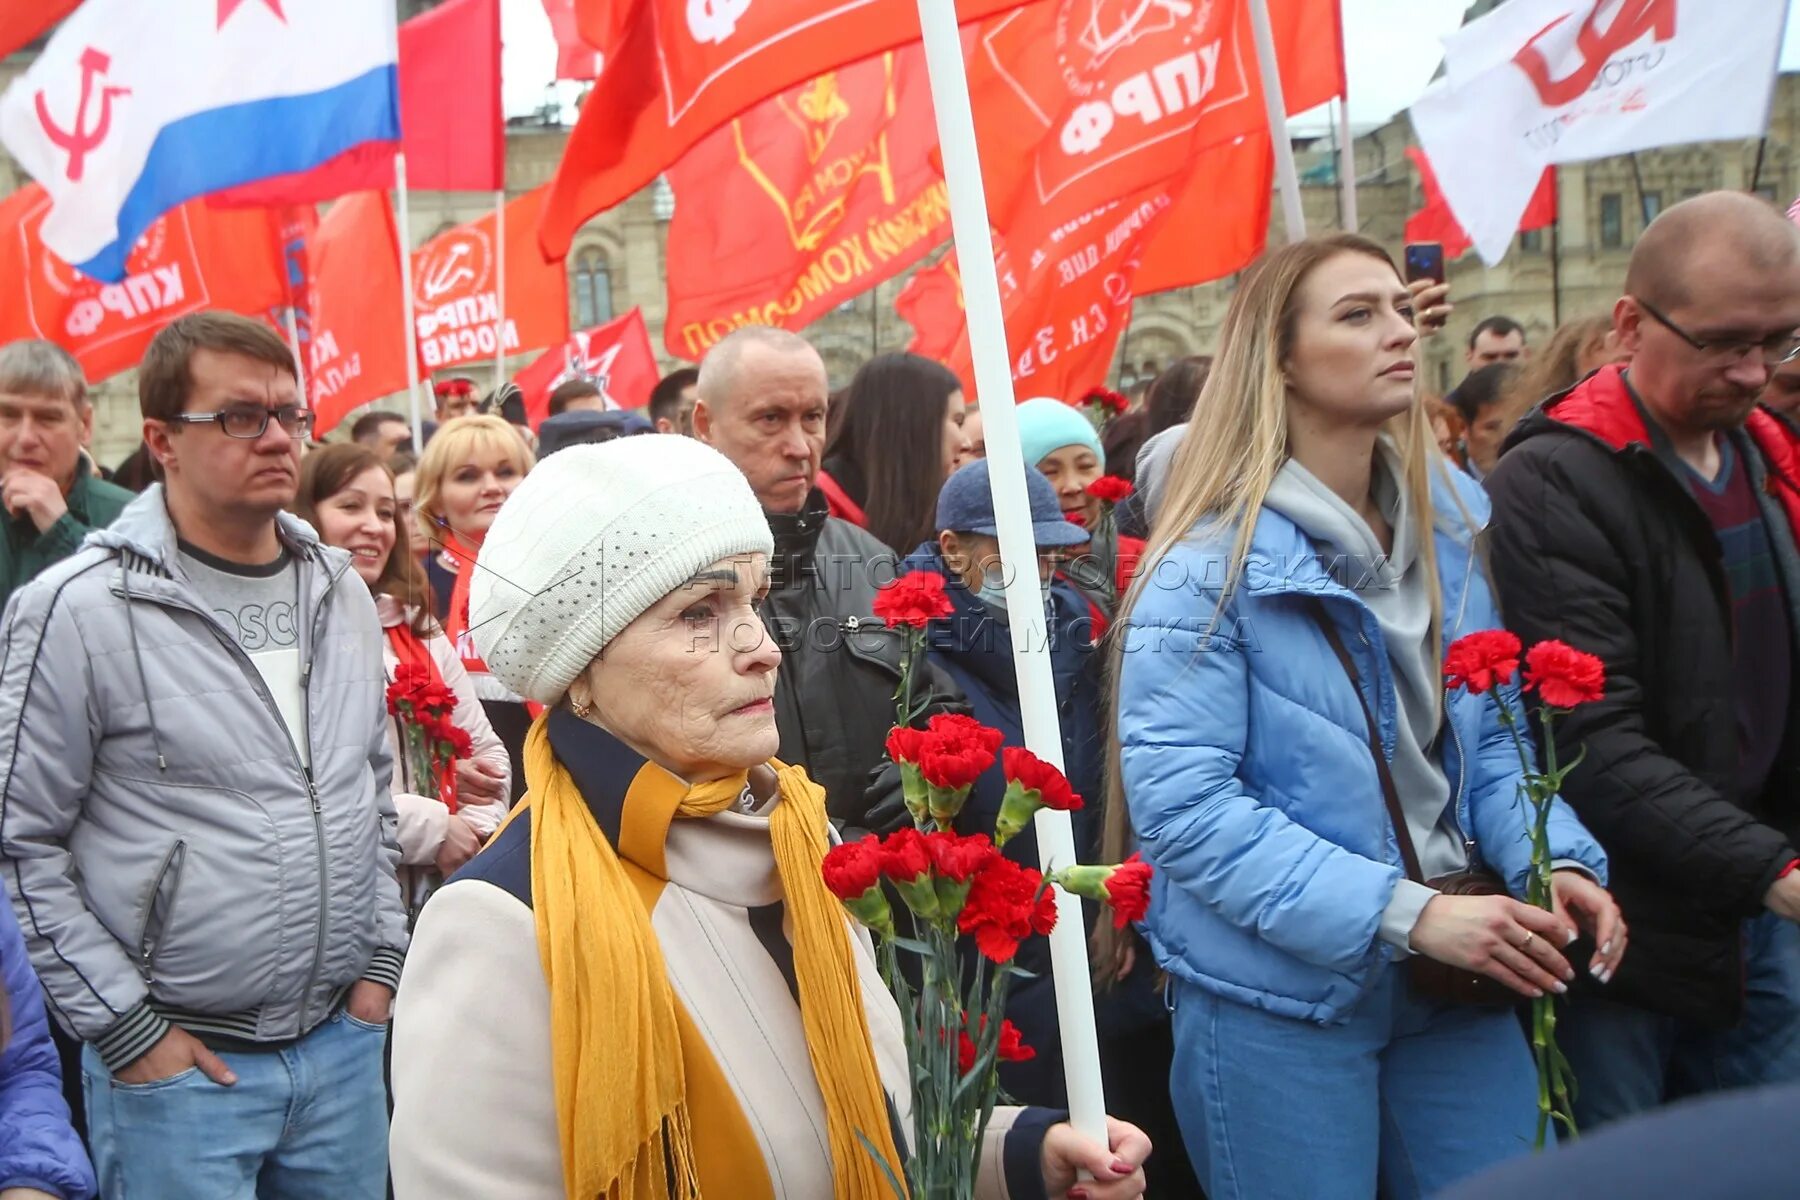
[{"x1": 0, "y1": 313, "x2": 406, "y2": 1198}]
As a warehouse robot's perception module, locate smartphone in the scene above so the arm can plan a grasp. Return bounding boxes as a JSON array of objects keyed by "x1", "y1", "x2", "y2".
[{"x1": 1404, "y1": 242, "x2": 1445, "y2": 286}]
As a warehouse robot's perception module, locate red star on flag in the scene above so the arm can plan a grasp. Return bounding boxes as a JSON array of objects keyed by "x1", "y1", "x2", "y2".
[{"x1": 218, "y1": 0, "x2": 287, "y2": 26}]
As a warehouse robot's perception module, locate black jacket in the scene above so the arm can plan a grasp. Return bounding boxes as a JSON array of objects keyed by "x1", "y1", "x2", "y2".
[
  {"x1": 762, "y1": 489, "x2": 961, "y2": 832},
  {"x1": 1487, "y1": 365, "x2": 1800, "y2": 1026}
]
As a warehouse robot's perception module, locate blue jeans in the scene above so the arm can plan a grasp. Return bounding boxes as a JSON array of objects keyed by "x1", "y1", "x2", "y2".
[
  {"x1": 83, "y1": 1009, "x2": 388, "y2": 1199},
  {"x1": 1559, "y1": 911, "x2": 1800, "y2": 1130},
  {"x1": 1168, "y1": 965, "x2": 1538, "y2": 1200}
]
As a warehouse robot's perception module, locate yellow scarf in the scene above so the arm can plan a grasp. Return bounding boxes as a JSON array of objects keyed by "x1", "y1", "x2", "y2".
[{"x1": 519, "y1": 715, "x2": 906, "y2": 1200}]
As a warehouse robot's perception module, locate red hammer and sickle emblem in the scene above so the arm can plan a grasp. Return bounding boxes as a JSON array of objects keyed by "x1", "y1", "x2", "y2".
[{"x1": 34, "y1": 47, "x2": 132, "y2": 183}]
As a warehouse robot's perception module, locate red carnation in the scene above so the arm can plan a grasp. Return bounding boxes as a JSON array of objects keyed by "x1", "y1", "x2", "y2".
[
  {"x1": 873, "y1": 571, "x2": 954, "y2": 629},
  {"x1": 1103, "y1": 853, "x2": 1153, "y2": 928},
  {"x1": 996, "y1": 1018, "x2": 1035, "y2": 1063},
  {"x1": 917, "y1": 744, "x2": 991, "y2": 793},
  {"x1": 1001, "y1": 747, "x2": 1082, "y2": 812},
  {"x1": 886, "y1": 724, "x2": 931, "y2": 765},
  {"x1": 878, "y1": 827, "x2": 932, "y2": 883},
  {"x1": 928, "y1": 712, "x2": 1004, "y2": 755},
  {"x1": 924, "y1": 831, "x2": 995, "y2": 883},
  {"x1": 1524, "y1": 640, "x2": 1606, "y2": 709},
  {"x1": 822, "y1": 836, "x2": 884, "y2": 900},
  {"x1": 1082, "y1": 386, "x2": 1128, "y2": 414},
  {"x1": 1444, "y1": 630, "x2": 1523, "y2": 695},
  {"x1": 1085, "y1": 476, "x2": 1135, "y2": 504},
  {"x1": 958, "y1": 855, "x2": 1057, "y2": 962}
]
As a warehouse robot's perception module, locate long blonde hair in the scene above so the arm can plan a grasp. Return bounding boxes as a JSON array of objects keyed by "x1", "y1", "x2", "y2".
[
  {"x1": 1093, "y1": 235, "x2": 1453, "y2": 973},
  {"x1": 1498, "y1": 313, "x2": 1613, "y2": 432}
]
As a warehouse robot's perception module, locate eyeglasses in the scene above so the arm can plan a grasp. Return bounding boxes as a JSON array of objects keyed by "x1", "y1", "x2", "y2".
[
  {"x1": 1636, "y1": 298, "x2": 1800, "y2": 367},
  {"x1": 168, "y1": 405, "x2": 316, "y2": 440}
]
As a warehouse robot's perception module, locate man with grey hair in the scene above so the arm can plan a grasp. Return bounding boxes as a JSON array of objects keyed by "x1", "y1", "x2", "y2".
[
  {"x1": 0, "y1": 339, "x2": 132, "y2": 613},
  {"x1": 1489, "y1": 191, "x2": 1800, "y2": 1128},
  {"x1": 693, "y1": 326, "x2": 960, "y2": 832}
]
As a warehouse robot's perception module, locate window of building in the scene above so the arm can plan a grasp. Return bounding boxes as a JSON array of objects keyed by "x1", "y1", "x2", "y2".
[
  {"x1": 1520, "y1": 229, "x2": 1545, "y2": 253},
  {"x1": 1600, "y1": 193, "x2": 1623, "y2": 248},
  {"x1": 1641, "y1": 191, "x2": 1663, "y2": 223},
  {"x1": 573, "y1": 249, "x2": 613, "y2": 329}
]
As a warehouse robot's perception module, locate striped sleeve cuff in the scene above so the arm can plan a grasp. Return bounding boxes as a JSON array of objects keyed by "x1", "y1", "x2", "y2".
[
  {"x1": 362, "y1": 946, "x2": 405, "y2": 992},
  {"x1": 94, "y1": 1000, "x2": 172, "y2": 1073}
]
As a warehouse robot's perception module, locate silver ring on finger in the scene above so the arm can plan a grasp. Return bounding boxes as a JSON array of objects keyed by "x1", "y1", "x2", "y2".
[{"x1": 1519, "y1": 931, "x2": 1536, "y2": 952}]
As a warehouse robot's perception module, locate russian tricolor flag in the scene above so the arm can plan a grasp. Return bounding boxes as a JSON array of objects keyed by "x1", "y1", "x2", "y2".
[{"x1": 0, "y1": 0, "x2": 398, "y2": 282}]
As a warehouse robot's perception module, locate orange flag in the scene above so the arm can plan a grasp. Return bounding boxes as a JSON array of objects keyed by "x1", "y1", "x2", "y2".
[
  {"x1": 539, "y1": 0, "x2": 1040, "y2": 259},
  {"x1": 413, "y1": 187, "x2": 569, "y2": 372},
  {"x1": 306, "y1": 193, "x2": 412, "y2": 435},
  {"x1": 0, "y1": 1, "x2": 80, "y2": 59},
  {"x1": 0, "y1": 184, "x2": 286, "y2": 383},
  {"x1": 967, "y1": 0, "x2": 1342, "y2": 229},
  {"x1": 664, "y1": 48, "x2": 950, "y2": 361}
]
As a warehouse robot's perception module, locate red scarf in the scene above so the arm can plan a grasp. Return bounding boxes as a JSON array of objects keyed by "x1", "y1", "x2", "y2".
[
  {"x1": 439, "y1": 532, "x2": 489, "y2": 678},
  {"x1": 384, "y1": 622, "x2": 460, "y2": 813}
]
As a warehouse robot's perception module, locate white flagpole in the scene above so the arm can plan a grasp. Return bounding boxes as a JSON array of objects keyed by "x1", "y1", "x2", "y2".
[
  {"x1": 914, "y1": 0, "x2": 1108, "y2": 1151},
  {"x1": 1249, "y1": 0, "x2": 1306, "y2": 242},
  {"x1": 1336, "y1": 98, "x2": 1359, "y2": 232},
  {"x1": 284, "y1": 307, "x2": 309, "y2": 411},
  {"x1": 395, "y1": 151, "x2": 426, "y2": 449},
  {"x1": 493, "y1": 188, "x2": 507, "y2": 393}
]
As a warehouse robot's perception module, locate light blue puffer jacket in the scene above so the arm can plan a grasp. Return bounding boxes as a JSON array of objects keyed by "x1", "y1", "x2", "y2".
[{"x1": 1117, "y1": 467, "x2": 1606, "y2": 1023}]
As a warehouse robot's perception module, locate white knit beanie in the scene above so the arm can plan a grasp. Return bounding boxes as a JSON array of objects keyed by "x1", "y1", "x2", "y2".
[{"x1": 469, "y1": 437, "x2": 774, "y2": 705}]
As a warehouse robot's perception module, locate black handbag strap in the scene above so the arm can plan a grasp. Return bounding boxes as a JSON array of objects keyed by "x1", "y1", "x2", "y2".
[{"x1": 1305, "y1": 598, "x2": 1425, "y2": 884}]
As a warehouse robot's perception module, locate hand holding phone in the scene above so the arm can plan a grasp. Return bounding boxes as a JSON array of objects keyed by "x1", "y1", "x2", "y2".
[{"x1": 1404, "y1": 242, "x2": 1445, "y2": 286}]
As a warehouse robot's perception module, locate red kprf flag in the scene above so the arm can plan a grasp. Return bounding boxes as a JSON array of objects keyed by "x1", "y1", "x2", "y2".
[
  {"x1": 304, "y1": 192, "x2": 412, "y2": 434},
  {"x1": 211, "y1": 0, "x2": 503, "y2": 204},
  {"x1": 412, "y1": 186, "x2": 569, "y2": 372},
  {"x1": 514, "y1": 308, "x2": 661, "y2": 428},
  {"x1": 0, "y1": 183, "x2": 286, "y2": 383},
  {"x1": 538, "y1": 0, "x2": 1043, "y2": 259},
  {"x1": 664, "y1": 48, "x2": 950, "y2": 361}
]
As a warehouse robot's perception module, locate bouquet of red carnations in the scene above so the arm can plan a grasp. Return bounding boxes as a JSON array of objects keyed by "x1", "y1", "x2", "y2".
[
  {"x1": 1079, "y1": 386, "x2": 1129, "y2": 434},
  {"x1": 823, "y1": 573, "x2": 1152, "y2": 1197},
  {"x1": 385, "y1": 663, "x2": 471, "y2": 814}
]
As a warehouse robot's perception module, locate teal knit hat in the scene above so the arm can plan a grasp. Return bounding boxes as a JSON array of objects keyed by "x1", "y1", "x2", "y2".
[{"x1": 1015, "y1": 396, "x2": 1103, "y2": 470}]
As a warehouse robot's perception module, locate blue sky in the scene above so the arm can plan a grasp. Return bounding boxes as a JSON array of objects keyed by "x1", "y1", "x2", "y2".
[{"x1": 497, "y1": 0, "x2": 1800, "y2": 133}]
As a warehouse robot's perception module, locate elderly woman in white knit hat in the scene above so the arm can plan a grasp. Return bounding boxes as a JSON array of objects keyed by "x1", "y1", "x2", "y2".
[{"x1": 387, "y1": 436, "x2": 1150, "y2": 1200}]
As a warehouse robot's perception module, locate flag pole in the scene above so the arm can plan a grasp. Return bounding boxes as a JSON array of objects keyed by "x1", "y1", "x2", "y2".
[
  {"x1": 284, "y1": 307, "x2": 309, "y2": 413},
  {"x1": 1335, "y1": 99, "x2": 1358, "y2": 232},
  {"x1": 493, "y1": 188, "x2": 507, "y2": 393},
  {"x1": 396, "y1": 151, "x2": 426, "y2": 449},
  {"x1": 914, "y1": 0, "x2": 1108, "y2": 1152},
  {"x1": 1248, "y1": 0, "x2": 1306, "y2": 242}
]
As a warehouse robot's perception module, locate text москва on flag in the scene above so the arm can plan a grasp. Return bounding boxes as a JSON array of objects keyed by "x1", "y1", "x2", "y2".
[{"x1": 0, "y1": 0, "x2": 399, "y2": 283}]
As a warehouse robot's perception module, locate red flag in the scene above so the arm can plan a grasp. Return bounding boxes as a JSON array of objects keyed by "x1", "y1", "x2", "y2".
[
  {"x1": 966, "y1": 0, "x2": 1343, "y2": 230},
  {"x1": 663, "y1": 49, "x2": 950, "y2": 361},
  {"x1": 0, "y1": 1, "x2": 80, "y2": 60},
  {"x1": 305, "y1": 193, "x2": 413, "y2": 435},
  {"x1": 538, "y1": 0, "x2": 1040, "y2": 259},
  {"x1": 1406, "y1": 147, "x2": 1556, "y2": 262},
  {"x1": 412, "y1": 186, "x2": 570, "y2": 372},
  {"x1": 0, "y1": 184, "x2": 286, "y2": 383},
  {"x1": 543, "y1": 0, "x2": 601, "y2": 80},
  {"x1": 1132, "y1": 131, "x2": 1273, "y2": 294},
  {"x1": 895, "y1": 255, "x2": 966, "y2": 364},
  {"x1": 211, "y1": 0, "x2": 503, "y2": 205},
  {"x1": 514, "y1": 309, "x2": 661, "y2": 428}
]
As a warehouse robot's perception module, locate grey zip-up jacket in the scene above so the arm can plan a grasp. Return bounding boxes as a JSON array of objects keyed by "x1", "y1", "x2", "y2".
[{"x1": 0, "y1": 487, "x2": 406, "y2": 1072}]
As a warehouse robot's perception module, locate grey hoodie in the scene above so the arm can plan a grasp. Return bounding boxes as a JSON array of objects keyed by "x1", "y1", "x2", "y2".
[
  {"x1": 0, "y1": 487, "x2": 406, "y2": 1070},
  {"x1": 1262, "y1": 441, "x2": 1465, "y2": 949}
]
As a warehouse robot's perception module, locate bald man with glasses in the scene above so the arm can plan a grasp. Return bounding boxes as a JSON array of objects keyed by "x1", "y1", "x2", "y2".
[{"x1": 1487, "y1": 191, "x2": 1800, "y2": 1131}]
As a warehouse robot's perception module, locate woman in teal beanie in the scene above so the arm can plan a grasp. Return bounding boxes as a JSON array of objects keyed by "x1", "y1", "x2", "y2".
[{"x1": 1014, "y1": 396, "x2": 1143, "y2": 621}]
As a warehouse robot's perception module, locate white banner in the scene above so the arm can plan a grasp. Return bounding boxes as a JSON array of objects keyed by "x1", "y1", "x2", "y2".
[{"x1": 1410, "y1": 0, "x2": 1786, "y2": 265}]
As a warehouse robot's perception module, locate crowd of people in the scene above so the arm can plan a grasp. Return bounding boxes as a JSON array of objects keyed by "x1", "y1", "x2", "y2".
[{"x1": 0, "y1": 187, "x2": 1797, "y2": 1199}]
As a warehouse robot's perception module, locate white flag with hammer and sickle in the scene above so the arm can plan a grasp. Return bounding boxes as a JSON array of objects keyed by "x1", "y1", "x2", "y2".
[{"x1": 0, "y1": 0, "x2": 398, "y2": 283}]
